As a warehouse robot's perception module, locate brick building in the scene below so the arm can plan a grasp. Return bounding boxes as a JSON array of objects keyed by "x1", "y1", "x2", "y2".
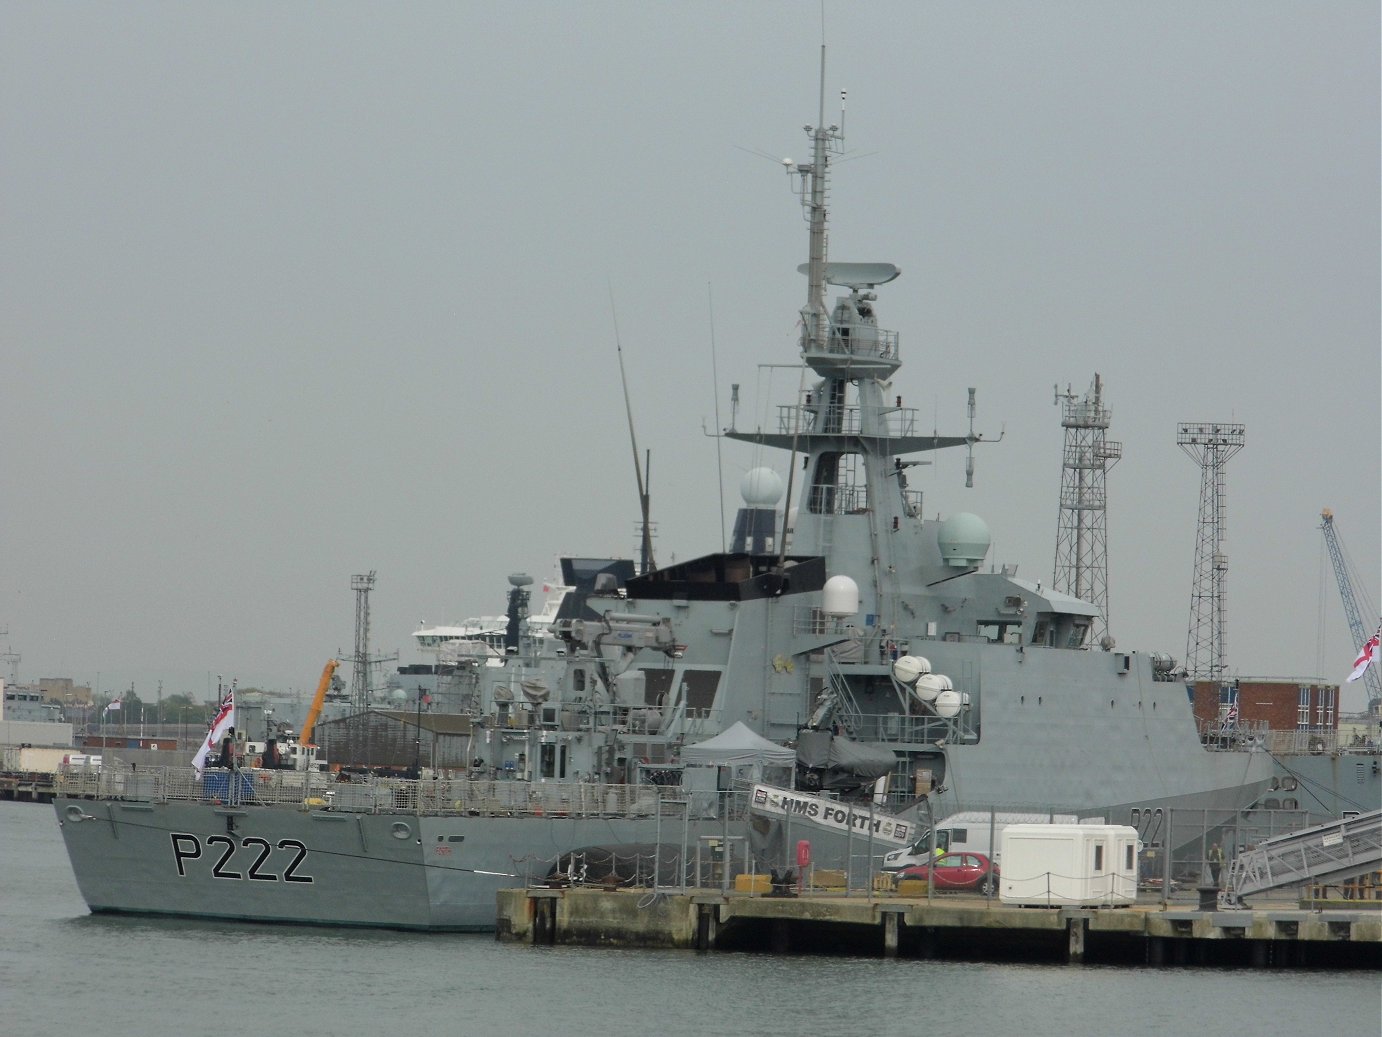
[{"x1": 1191, "y1": 678, "x2": 1339, "y2": 733}]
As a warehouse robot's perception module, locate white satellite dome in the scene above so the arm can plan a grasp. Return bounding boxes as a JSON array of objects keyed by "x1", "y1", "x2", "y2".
[
  {"x1": 740, "y1": 467, "x2": 785, "y2": 507},
  {"x1": 937, "y1": 512, "x2": 991, "y2": 568},
  {"x1": 821, "y1": 574, "x2": 860, "y2": 617},
  {"x1": 934, "y1": 688, "x2": 963, "y2": 719},
  {"x1": 892, "y1": 655, "x2": 931, "y2": 685}
]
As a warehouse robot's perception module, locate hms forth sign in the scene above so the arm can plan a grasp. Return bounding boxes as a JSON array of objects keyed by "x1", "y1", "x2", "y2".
[{"x1": 751, "y1": 785, "x2": 911, "y2": 845}]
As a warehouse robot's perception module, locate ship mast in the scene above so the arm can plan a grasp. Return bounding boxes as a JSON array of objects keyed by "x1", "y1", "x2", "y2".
[{"x1": 800, "y1": 44, "x2": 837, "y2": 359}]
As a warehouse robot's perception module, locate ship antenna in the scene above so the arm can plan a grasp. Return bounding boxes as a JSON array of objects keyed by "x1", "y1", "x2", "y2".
[
  {"x1": 707, "y1": 283, "x2": 728, "y2": 553},
  {"x1": 609, "y1": 284, "x2": 656, "y2": 573},
  {"x1": 965, "y1": 388, "x2": 977, "y2": 488}
]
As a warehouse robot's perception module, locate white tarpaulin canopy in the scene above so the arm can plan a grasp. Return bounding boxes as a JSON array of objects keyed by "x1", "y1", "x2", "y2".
[{"x1": 681, "y1": 722, "x2": 796, "y2": 767}]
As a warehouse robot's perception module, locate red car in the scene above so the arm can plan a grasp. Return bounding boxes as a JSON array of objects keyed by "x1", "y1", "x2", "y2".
[{"x1": 896, "y1": 852, "x2": 998, "y2": 894}]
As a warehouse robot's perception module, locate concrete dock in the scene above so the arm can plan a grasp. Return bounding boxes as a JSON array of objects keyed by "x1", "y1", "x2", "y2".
[{"x1": 496, "y1": 886, "x2": 1381, "y2": 967}]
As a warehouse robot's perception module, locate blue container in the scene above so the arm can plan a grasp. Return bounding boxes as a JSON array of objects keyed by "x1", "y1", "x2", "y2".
[{"x1": 201, "y1": 771, "x2": 254, "y2": 801}]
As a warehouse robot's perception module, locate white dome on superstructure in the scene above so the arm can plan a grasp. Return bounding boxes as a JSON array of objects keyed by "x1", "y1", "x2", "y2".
[
  {"x1": 937, "y1": 512, "x2": 991, "y2": 568},
  {"x1": 740, "y1": 467, "x2": 785, "y2": 507},
  {"x1": 822, "y1": 574, "x2": 860, "y2": 617}
]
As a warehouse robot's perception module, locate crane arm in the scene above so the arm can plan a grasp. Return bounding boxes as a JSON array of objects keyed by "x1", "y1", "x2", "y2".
[
  {"x1": 300, "y1": 659, "x2": 340, "y2": 747},
  {"x1": 1321, "y1": 509, "x2": 1381, "y2": 709}
]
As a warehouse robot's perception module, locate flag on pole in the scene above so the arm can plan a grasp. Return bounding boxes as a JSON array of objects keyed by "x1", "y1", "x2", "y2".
[
  {"x1": 103, "y1": 699, "x2": 122, "y2": 713},
  {"x1": 192, "y1": 684, "x2": 237, "y2": 776},
  {"x1": 1347, "y1": 628, "x2": 1380, "y2": 683},
  {"x1": 1224, "y1": 702, "x2": 1238, "y2": 726}
]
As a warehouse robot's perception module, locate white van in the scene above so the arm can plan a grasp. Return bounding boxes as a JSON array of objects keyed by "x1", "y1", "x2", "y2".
[{"x1": 881, "y1": 810, "x2": 1079, "y2": 871}]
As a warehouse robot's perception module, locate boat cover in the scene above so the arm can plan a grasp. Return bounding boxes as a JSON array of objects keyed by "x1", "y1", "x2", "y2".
[{"x1": 795, "y1": 730, "x2": 897, "y2": 780}]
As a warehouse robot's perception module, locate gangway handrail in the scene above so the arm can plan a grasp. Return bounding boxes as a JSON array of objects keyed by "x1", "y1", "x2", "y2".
[{"x1": 1219, "y1": 808, "x2": 1382, "y2": 908}]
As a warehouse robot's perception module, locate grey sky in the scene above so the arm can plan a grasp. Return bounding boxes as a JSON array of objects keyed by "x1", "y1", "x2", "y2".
[{"x1": 3, "y1": 2, "x2": 1378, "y2": 711}]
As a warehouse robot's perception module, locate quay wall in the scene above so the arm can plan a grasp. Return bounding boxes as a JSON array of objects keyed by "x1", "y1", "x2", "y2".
[{"x1": 497, "y1": 887, "x2": 1382, "y2": 967}]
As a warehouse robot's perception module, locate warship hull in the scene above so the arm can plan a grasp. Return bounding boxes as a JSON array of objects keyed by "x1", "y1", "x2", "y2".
[{"x1": 54, "y1": 775, "x2": 725, "y2": 931}]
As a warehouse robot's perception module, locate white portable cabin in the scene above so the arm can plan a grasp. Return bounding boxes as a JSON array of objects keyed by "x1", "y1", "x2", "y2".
[{"x1": 998, "y1": 824, "x2": 1140, "y2": 907}]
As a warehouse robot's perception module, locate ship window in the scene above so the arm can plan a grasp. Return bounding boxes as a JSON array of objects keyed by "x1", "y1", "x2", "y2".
[
  {"x1": 540, "y1": 743, "x2": 556, "y2": 779},
  {"x1": 1093, "y1": 845, "x2": 1104, "y2": 872},
  {"x1": 1031, "y1": 619, "x2": 1051, "y2": 646},
  {"x1": 573, "y1": 669, "x2": 586, "y2": 692},
  {"x1": 681, "y1": 670, "x2": 721, "y2": 714},
  {"x1": 1068, "y1": 622, "x2": 1088, "y2": 648},
  {"x1": 1124, "y1": 844, "x2": 1134, "y2": 871}
]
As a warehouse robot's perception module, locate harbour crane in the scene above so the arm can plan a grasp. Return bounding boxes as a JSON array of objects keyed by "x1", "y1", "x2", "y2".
[
  {"x1": 1320, "y1": 508, "x2": 1381, "y2": 713},
  {"x1": 299, "y1": 659, "x2": 342, "y2": 747}
]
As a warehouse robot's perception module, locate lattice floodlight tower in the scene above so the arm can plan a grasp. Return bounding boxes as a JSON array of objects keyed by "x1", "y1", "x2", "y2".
[
  {"x1": 350, "y1": 571, "x2": 376, "y2": 712},
  {"x1": 1178, "y1": 423, "x2": 1245, "y2": 680},
  {"x1": 1053, "y1": 374, "x2": 1122, "y2": 647}
]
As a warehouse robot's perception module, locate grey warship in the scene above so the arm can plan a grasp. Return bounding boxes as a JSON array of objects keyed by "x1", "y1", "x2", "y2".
[{"x1": 56, "y1": 54, "x2": 1363, "y2": 931}]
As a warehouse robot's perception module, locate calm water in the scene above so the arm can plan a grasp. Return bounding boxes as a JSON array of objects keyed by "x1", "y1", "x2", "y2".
[{"x1": 3, "y1": 801, "x2": 1377, "y2": 1037}]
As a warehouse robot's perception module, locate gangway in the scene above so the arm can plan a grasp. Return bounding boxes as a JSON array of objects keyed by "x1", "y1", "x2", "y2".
[{"x1": 1219, "y1": 809, "x2": 1382, "y2": 908}]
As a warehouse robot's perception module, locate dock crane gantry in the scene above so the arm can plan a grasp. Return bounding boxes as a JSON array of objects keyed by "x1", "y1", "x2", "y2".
[{"x1": 1320, "y1": 508, "x2": 1381, "y2": 714}]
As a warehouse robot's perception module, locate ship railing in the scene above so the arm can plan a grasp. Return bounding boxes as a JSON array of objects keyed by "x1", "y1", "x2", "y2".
[
  {"x1": 55, "y1": 762, "x2": 705, "y2": 820},
  {"x1": 776, "y1": 403, "x2": 921, "y2": 439},
  {"x1": 1197, "y1": 718, "x2": 1269, "y2": 752},
  {"x1": 823, "y1": 326, "x2": 899, "y2": 359},
  {"x1": 852, "y1": 711, "x2": 974, "y2": 746},
  {"x1": 819, "y1": 647, "x2": 866, "y2": 736},
  {"x1": 1261, "y1": 728, "x2": 1347, "y2": 756}
]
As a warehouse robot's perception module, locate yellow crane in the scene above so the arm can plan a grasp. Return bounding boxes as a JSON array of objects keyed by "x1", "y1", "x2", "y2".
[{"x1": 299, "y1": 659, "x2": 340, "y2": 747}]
